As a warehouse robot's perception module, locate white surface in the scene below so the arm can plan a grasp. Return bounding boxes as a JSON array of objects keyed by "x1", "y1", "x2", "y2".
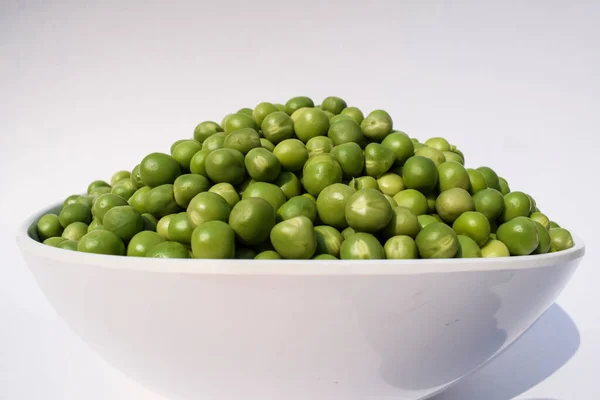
[{"x1": 1, "y1": 1, "x2": 598, "y2": 399}]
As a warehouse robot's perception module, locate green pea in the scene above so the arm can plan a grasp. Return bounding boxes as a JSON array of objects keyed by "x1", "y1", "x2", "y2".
[
  {"x1": 156, "y1": 214, "x2": 175, "y2": 239},
  {"x1": 147, "y1": 241, "x2": 191, "y2": 258},
  {"x1": 102, "y1": 205, "x2": 144, "y2": 242},
  {"x1": 341, "y1": 226, "x2": 355, "y2": 239},
  {"x1": 294, "y1": 108, "x2": 330, "y2": 143},
  {"x1": 260, "y1": 138, "x2": 275, "y2": 151},
  {"x1": 59, "y1": 203, "x2": 92, "y2": 228},
  {"x1": 228, "y1": 198, "x2": 275, "y2": 246},
  {"x1": 345, "y1": 188, "x2": 393, "y2": 233},
  {"x1": 285, "y1": 96, "x2": 315, "y2": 115},
  {"x1": 237, "y1": 107, "x2": 253, "y2": 116},
  {"x1": 340, "y1": 106, "x2": 364, "y2": 124},
  {"x1": 327, "y1": 119, "x2": 365, "y2": 146},
  {"x1": 224, "y1": 113, "x2": 258, "y2": 134},
  {"x1": 224, "y1": 128, "x2": 262, "y2": 155},
  {"x1": 314, "y1": 225, "x2": 344, "y2": 257},
  {"x1": 245, "y1": 147, "x2": 281, "y2": 182},
  {"x1": 57, "y1": 240, "x2": 78, "y2": 251},
  {"x1": 437, "y1": 161, "x2": 470, "y2": 192},
  {"x1": 194, "y1": 121, "x2": 223, "y2": 143},
  {"x1": 173, "y1": 174, "x2": 211, "y2": 209},
  {"x1": 549, "y1": 221, "x2": 561, "y2": 229},
  {"x1": 467, "y1": 169, "x2": 488, "y2": 195},
  {"x1": 381, "y1": 132, "x2": 415, "y2": 166},
  {"x1": 87, "y1": 180, "x2": 110, "y2": 195},
  {"x1": 63, "y1": 194, "x2": 80, "y2": 208},
  {"x1": 261, "y1": 111, "x2": 295, "y2": 144},
  {"x1": 384, "y1": 194, "x2": 398, "y2": 208},
  {"x1": 43, "y1": 237, "x2": 67, "y2": 247},
  {"x1": 205, "y1": 148, "x2": 246, "y2": 185},
  {"x1": 132, "y1": 165, "x2": 145, "y2": 191},
  {"x1": 549, "y1": 228, "x2": 575, "y2": 252},
  {"x1": 37, "y1": 214, "x2": 63, "y2": 241},
  {"x1": 61, "y1": 222, "x2": 89, "y2": 241},
  {"x1": 187, "y1": 191, "x2": 231, "y2": 228},
  {"x1": 273, "y1": 139, "x2": 308, "y2": 172},
  {"x1": 364, "y1": 143, "x2": 396, "y2": 178},
  {"x1": 481, "y1": 239, "x2": 510, "y2": 257},
  {"x1": 435, "y1": 188, "x2": 475, "y2": 224},
  {"x1": 350, "y1": 176, "x2": 378, "y2": 191},
  {"x1": 382, "y1": 206, "x2": 421, "y2": 239},
  {"x1": 496, "y1": 216, "x2": 539, "y2": 256},
  {"x1": 501, "y1": 191, "x2": 532, "y2": 222},
  {"x1": 140, "y1": 152, "x2": 181, "y2": 188},
  {"x1": 242, "y1": 181, "x2": 287, "y2": 212},
  {"x1": 402, "y1": 156, "x2": 438, "y2": 194},
  {"x1": 530, "y1": 211, "x2": 550, "y2": 230},
  {"x1": 77, "y1": 229, "x2": 126, "y2": 255},
  {"x1": 255, "y1": 250, "x2": 282, "y2": 259},
  {"x1": 111, "y1": 179, "x2": 136, "y2": 201},
  {"x1": 393, "y1": 189, "x2": 429, "y2": 216},
  {"x1": 426, "y1": 193, "x2": 437, "y2": 213},
  {"x1": 316, "y1": 183, "x2": 355, "y2": 229},
  {"x1": 331, "y1": 142, "x2": 365, "y2": 178},
  {"x1": 532, "y1": 221, "x2": 551, "y2": 254},
  {"x1": 172, "y1": 140, "x2": 202, "y2": 170},
  {"x1": 277, "y1": 196, "x2": 317, "y2": 223},
  {"x1": 191, "y1": 220, "x2": 236, "y2": 259},
  {"x1": 302, "y1": 158, "x2": 343, "y2": 197},
  {"x1": 274, "y1": 171, "x2": 303, "y2": 199},
  {"x1": 320, "y1": 96, "x2": 347, "y2": 115},
  {"x1": 456, "y1": 235, "x2": 482, "y2": 258},
  {"x1": 208, "y1": 182, "x2": 240, "y2": 208},
  {"x1": 417, "y1": 214, "x2": 438, "y2": 229},
  {"x1": 498, "y1": 177, "x2": 511, "y2": 195},
  {"x1": 443, "y1": 151, "x2": 464, "y2": 165},
  {"x1": 202, "y1": 132, "x2": 226, "y2": 151},
  {"x1": 87, "y1": 218, "x2": 103, "y2": 232},
  {"x1": 360, "y1": 110, "x2": 393, "y2": 142},
  {"x1": 189, "y1": 149, "x2": 211, "y2": 177},
  {"x1": 127, "y1": 231, "x2": 167, "y2": 257},
  {"x1": 415, "y1": 222, "x2": 459, "y2": 258},
  {"x1": 472, "y1": 188, "x2": 504, "y2": 221},
  {"x1": 384, "y1": 235, "x2": 418, "y2": 259},
  {"x1": 128, "y1": 186, "x2": 151, "y2": 214},
  {"x1": 270, "y1": 216, "x2": 317, "y2": 259},
  {"x1": 252, "y1": 102, "x2": 280, "y2": 127},
  {"x1": 306, "y1": 136, "x2": 334, "y2": 157},
  {"x1": 476, "y1": 166, "x2": 501, "y2": 191},
  {"x1": 452, "y1": 211, "x2": 491, "y2": 247},
  {"x1": 340, "y1": 232, "x2": 385, "y2": 259},
  {"x1": 145, "y1": 184, "x2": 182, "y2": 219}
]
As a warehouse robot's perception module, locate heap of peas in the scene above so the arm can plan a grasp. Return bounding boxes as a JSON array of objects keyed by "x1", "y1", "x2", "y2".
[{"x1": 35, "y1": 96, "x2": 575, "y2": 260}]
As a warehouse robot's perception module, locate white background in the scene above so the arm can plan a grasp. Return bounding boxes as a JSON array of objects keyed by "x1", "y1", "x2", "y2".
[{"x1": 1, "y1": 1, "x2": 599, "y2": 399}]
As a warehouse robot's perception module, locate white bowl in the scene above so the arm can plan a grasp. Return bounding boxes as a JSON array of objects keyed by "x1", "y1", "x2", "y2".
[{"x1": 17, "y1": 202, "x2": 586, "y2": 400}]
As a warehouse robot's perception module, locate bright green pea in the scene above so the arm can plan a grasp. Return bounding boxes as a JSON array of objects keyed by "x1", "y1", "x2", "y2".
[
  {"x1": 57, "y1": 240, "x2": 78, "y2": 251},
  {"x1": 147, "y1": 241, "x2": 190, "y2": 258},
  {"x1": 340, "y1": 232, "x2": 385, "y2": 259},
  {"x1": 467, "y1": 169, "x2": 488, "y2": 195},
  {"x1": 350, "y1": 176, "x2": 378, "y2": 191},
  {"x1": 497, "y1": 216, "x2": 539, "y2": 256},
  {"x1": 549, "y1": 228, "x2": 575, "y2": 252},
  {"x1": 384, "y1": 235, "x2": 418, "y2": 259},
  {"x1": 345, "y1": 188, "x2": 392, "y2": 233},
  {"x1": 270, "y1": 216, "x2": 317, "y2": 259},
  {"x1": 187, "y1": 191, "x2": 231, "y2": 228},
  {"x1": 377, "y1": 173, "x2": 405, "y2": 196},
  {"x1": 87, "y1": 180, "x2": 110, "y2": 195},
  {"x1": 327, "y1": 119, "x2": 365, "y2": 146},
  {"x1": 360, "y1": 110, "x2": 393, "y2": 142},
  {"x1": 302, "y1": 158, "x2": 343, "y2": 197},
  {"x1": 382, "y1": 206, "x2": 421, "y2": 239},
  {"x1": 111, "y1": 179, "x2": 136, "y2": 201},
  {"x1": 260, "y1": 138, "x2": 275, "y2": 151},
  {"x1": 205, "y1": 148, "x2": 246, "y2": 185},
  {"x1": 224, "y1": 128, "x2": 262, "y2": 155},
  {"x1": 501, "y1": 191, "x2": 532, "y2": 222},
  {"x1": 255, "y1": 250, "x2": 282, "y2": 259},
  {"x1": 314, "y1": 225, "x2": 344, "y2": 257},
  {"x1": 245, "y1": 147, "x2": 281, "y2": 182},
  {"x1": 275, "y1": 171, "x2": 303, "y2": 199},
  {"x1": 43, "y1": 237, "x2": 67, "y2": 247},
  {"x1": 364, "y1": 143, "x2": 396, "y2": 178},
  {"x1": 194, "y1": 121, "x2": 223, "y2": 143},
  {"x1": 393, "y1": 189, "x2": 429, "y2": 216},
  {"x1": 532, "y1": 221, "x2": 551, "y2": 254},
  {"x1": 261, "y1": 111, "x2": 295, "y2": 145},
  {"x1": 59, "y1": 203, "x2": 92, "y2": 228},
  {"x1": 189, "y1": 149, "x2": 211, "y2": 177},
  {"x1": 77, "y1": 229, "x2": 125, "y2": 255},
  {"x1": 61, "y1": 222, "x2": 89, "y2": 241},
  {"x1": 285, "y1": 96, "x2": 315, "y2": 115},
  {"x1": 331, "y1": 142, "x2": 365, "y2": 178},
  {"x1": 127, "y1": 231, "x2": 167, "y2": 257},
  {"x1": 229, "y1": 198, "x2": 275, "y2": 246},
  {"x1": 437, "y1": 161, "x2": 470, "y2": 192},
  {"x1": 424, "y1": 137, "x2": 451, "y2": 152},
  {"x1": 472, "y1": 188, "x2": 504, "y2": 221},
  {"x1": 456, "y1": 235, "x2": 482, "y2": 258},
  {"x1": 273, "y1": 139, "x2": 308, "y2": 172},
  {"x1": 452, "y1": 211, "x2": 491, "y2": 247},
  {"x1": 145, "y1": 184, "x2": 182, "y2": 219},
  {"x1": 277, "y1": 196, "x2": 318, "y2": 223},
  {"x1": 37, "y1": 214, "x2": 63, "y2": 241},
  {"x1": 476, "y1": 166, "x2": 501, "y2": 191},
  {"x1": 316, "y1": 183, "x2": 355, "y2": 229},
  {"x1": 208, "y1": 183, "x2": 240, "y2": 208},
  {"x1": 242, "y1": 181, "x2": 287, "y2": 212},
  {"x1": 172, "y1": 140, "x2": 202, "y2": 170},
  {"x1": 481, "y1": 239, "x2": 510, "y2": 257},
  {"x1": 224, "y1": 113, "x2": 258, "y2": 134},
  {"x1": 381, "y1": 132, "x2": 415, "y2": 166},
  {"x1": 140, "y1": 152, "x2": 181, "y2": 188},
  {"x1": 102, "y1": 205, "x2": 144, "y2": 242},
  {"x1": 128, "y1": 186, "x2": 151, "y2": 214},
  {"x1": 252, "y1": 102, "x2": 280, "y2": 127},
  {"x1": 402, "y1": 156, "x2": 438, "y2": 194},
  {"x1": 435, "y1": 188, "x2": 475, "y2": 224},
  {"x1": 191, "y1": 220, "x2": 236, "y2": 259},
  {"x1": 306, "y1": 136, "x2": 334, "y2": 157},
  {"x1": 415, "y1": 222, "x2": 459, "y2": 258},
  {"x1": 202, "y1": 132, "x2": 226, "y2": 151}
]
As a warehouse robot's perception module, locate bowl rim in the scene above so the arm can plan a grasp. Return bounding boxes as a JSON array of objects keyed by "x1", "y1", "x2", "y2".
[{"x1": 16, "y1": 200, "x2": 586, "y2": 276}]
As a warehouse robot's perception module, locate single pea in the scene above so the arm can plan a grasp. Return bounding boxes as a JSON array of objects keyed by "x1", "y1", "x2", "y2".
[
  {"x1": 476, "y1": 166, "x2": 501, "y2": 191},
  {"x1": 426, "y1": 193, "x2": 437, "y2": 213},
  {"x1": 481, "y1": 239, "x2": 510, "y2": 257},
  {"x1": 549, "y1": 221, "x2": 561, "y2": 229},
  {"x1": 424, "y1": 137, "x2": 451, "y2": 152},
  {"x1": 466, "y1": 169, "x2": 488, "y2": 195},
  {"x1": 145, "y1": 184, "x2": 182, "y2": 219},
  {"x1": 341, "y1": 226, "x2": 356, "y2": 240},
  {"x1": 111, "y1": 179, "x2": 136, "y2": 201},
  {"x1": 242, "y1": 181, "x2": 287, "y2": 212},
  {"x1": 147, "y1": 241, "x2": 191, "y2": 258},
  {"x1": 189, "y1": 149, "x2": 211, "y2": 177},
  {"x1": 321, "y1": 96, "x2": 347, "y2": 115},
  {"x1": 156, "y1": 214, "x2": 175, "y2": 239},
  {"x1": 59, "y1": 203, "x2": 92, "y2": 228},
  {"x1": 228, "y1": 198, "x2": 275, "y2": 246},
  {"x1": 191, "y1": 220, "x2": 236, "y2": 259},
  {"x1": 77, "y1": 229, "x2": 125, "y2": 256},
  {"x1": 37, "y1": 214, "x2": 63, "y2": 241},
  {"x1": 414, "y1": 147, "x2": 446, "y2": 167},
  {"x1": 244, "y1": 147, "x2": 281, "y2": 182},
  {"x1": 294, "y1": 108, "x2": 330, "y2": 143},
  {"x1": 329, "y1": 114, "x2": 354, "y2": 124},
  {"x1": 273, "y1": 139, "x2": 308, "y2": 172},
  {"x1": 260, "y1": 138, "x2": 275, "y2": 151},
  {"x1": 306, "y1": 136, "x2": 334, "y2": 157},
  {"x1": 381, "y1": 132, "x2": 415, "y2": 166},
  {"x1": 224, "y1": 113, "x2": 258, "y2": 134},
  {"x1": 87, "y1": 180, "x2": 110, "y2": 195},
  {"x1": 501, "y1": 191, "x2": 532, "y2": 222},
  {"x1": 314, "y1": 225, "x2": 344, "y2": 257},
  {"x1": 456, "y1": 235, "x2": 482, "y2": 258},
  {"x1": 377, "y1": 173, "x2": 404, "y2": 196},
  {"x1": 102, "y1": 205, "x2": 144, "y2": 242},
  {"x1": 285, "y1": 96, "x2": 315, "y2": 115},
  {"x1": 141, "y1": 213, "x2": 158, "y2": 231},
  {"x1": 170, "y1": 139, "x2": 188, "y2": 155},
  {"x1": 437, "y1": 161, "x2": 470, "y2": 192},
  {"x1": 364, "y1": 143, "x2": 396, "y2": 178},
  {"x1": 261, "y1": 111, "x2": 295, "y2": 144},
  {"x1": 472, "y1": 188, "x2": 504, "y2": 221},
  {"x1": 221, "y1": 113, "x2": 232, "y2": 129},
  {"x1": 205, "y1": 148, "x2": 246, "y2": 185},
  {"x1": 193, "y1": 121, "x2": 223, "y2": 143},
  {"x1": 166, "y1": 212, "x2": 195, "y2": 245},
  {"x1": 340, "y1": 106, "x2": 364, "y2": 124},
  {"x1": 252, "y1": 102, "x2": 280, "y2": 127},
  {"x1": 530, "y1": 211, "x2": 550, "y2": 230},
  {"x1": 61, "y1": 221, "x2": 89, "y2": 241},
  {"x1": 327, "y1": 119, "x2": 365, "y2": 146},
  {"x1": 442, "y1": 151, "x2": 464, "y2": 165},
  {"x1": 402, "y1": 156, "x2": 438, "y2": 194},
  {"x1": 274, "y1": 171, "x2": 303, "y2": 199},
  {"x1": 316, "y1": 183, "x2": 355, "y2": 229},
  {"x1": 140, "y1": 152, "x2": 181, "y2": 188},
  {"x1": 497, "y1": 216, "x2": 539, "y2": 256},
  {"x1": 63, "y1": 194, "x2": 80, "y2": 207},
  {"x1": 75, "y1": 195, "x2": 95, "y2": 209},
  {"x1": 87, "y1": 218, "x2": 103, "y2": 232},
  {"x1": 187, "y1": 191, "x2": 231, "y2": 228},
  {"x1": 417, "y1": 214, "x2": 438, "y2": 229},
  {"x1": 202, "y1": 132, "x2": 226, "y2": 151},
  {"x1": 393, "y1": 189, "x2": 429, "y2": 216},
  {"x1": 173, "y1": 174, "x2": 211, "y2": 209},
  {"x1": 345, "y1": 188, "x2": 393, "y2": 233},
  {"x1": 498, "y1": 177, "x2": 510, "y2": 195},
  {"x1": 270, "y1": 216, "x2": 317, "y2": 259},
  {"x1": 382, "y1": 206, "x2": 421, "y2": 239},
  {"x1": 452, "y1": 211, "x2": 491, "y2": 247},
  {"x1": 127, "y1": 231, "x2": 167, "y2": 257},
  {"x1": 277, "y1": 195, "x2": 318, "y2": 223},
  {"x1": 340, "y1": 232, "x2": 385, "y2": 259},
  {"x1": 302, "y1": 158, "x2": 343, "y2": 197},
  {"x1": 360, "y1": 110, "x2": 393, "y2": 142},
  {"x1": 237, "y1": 107, "x2": 253, "y2": 116},
  {"x1": 384, "y1": 235, "x2": 418, "y2": 259},
  {"x1": 415, "y1": 222, "x2": 459, "y2": 258},
  {"x1": 350, "y1": 176, "x2": 379, "y2": 191},
  {"x1": 532, "y1": 221, "x2": 551, "y2": 254},
  {"x1": 549, "y1": 228, "x2": 575, "y2": 252},
  {"x1": 172, "y1": 140, "x2": 202, "y2": 170},
  {"x1": 208, "y1": 182, "x2": 240, "y2": 208},
  {"x1": 331, "y1": 142, "x2": 365, "y2": 178},
  {"x1": 255, "y1": 250, "x2": 282, "y2": 259},
  {"x1": 223, "y1": 127, "x2": 261, "y2": 155},
  {"x1": 435, "y1": 188, "x2": 475, "y2": 224},
  {"x1": 57, "y1": 239, "x2": 78, "y2": 251},
  {"x1": 43, "y1": 237, "x2": 67, "y2": 247}
]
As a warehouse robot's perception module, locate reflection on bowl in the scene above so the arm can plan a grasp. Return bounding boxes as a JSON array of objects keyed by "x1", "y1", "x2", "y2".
[{"x1": 17, "y1": 203, "x2": 585, "y2": 400}]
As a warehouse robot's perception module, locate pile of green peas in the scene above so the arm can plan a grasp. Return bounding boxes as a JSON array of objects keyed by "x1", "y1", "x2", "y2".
[{"x1": 36, "y1": 96, "x2": 575, "y2": 260}]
